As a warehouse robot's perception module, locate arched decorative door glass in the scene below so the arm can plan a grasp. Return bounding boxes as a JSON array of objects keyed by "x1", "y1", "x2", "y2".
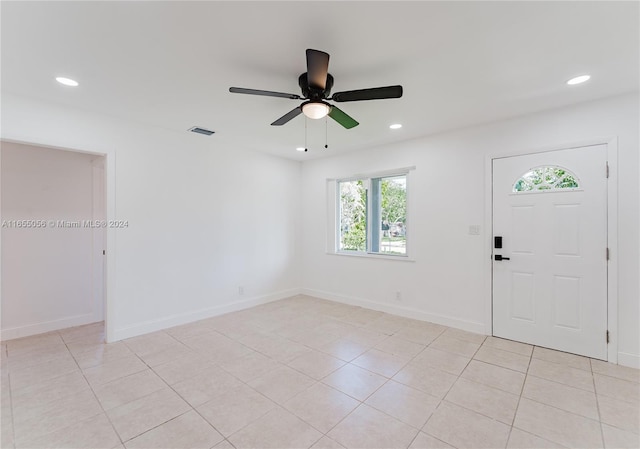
[{"x1": 512, "y1": 166, "x2": 580, "y2": 192}]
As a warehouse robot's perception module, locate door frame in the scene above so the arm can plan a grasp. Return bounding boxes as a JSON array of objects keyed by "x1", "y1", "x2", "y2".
[
  {"x1": 1, "y1": 138, "x2": 116, "y2": 344},
  {"x1": 484, "y1": 137, "x2": 618, "y2": 363}
]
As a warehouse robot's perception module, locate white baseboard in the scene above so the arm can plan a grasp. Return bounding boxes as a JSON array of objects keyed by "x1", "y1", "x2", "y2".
[
  {"x1": 110, "y1": 288, "x2": 302, "y2": 342},
  {"x1": 1, "y1": 313, "x2": 97, "y2": 341},
  {"x1": 301, "y1": 288, "x2": 486, "y2": 335},
  {"x1": 617, "y1": 351, "x2": 640, "y2": 369}
]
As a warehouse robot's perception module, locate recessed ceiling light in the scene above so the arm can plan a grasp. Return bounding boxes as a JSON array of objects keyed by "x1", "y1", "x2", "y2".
[
  {"x1": 55, "y1": 77, "x2": 79, "y2": 87},
  {"x1": 566, "y1": 75, "x2": 590, "y2": 85},
  {"x1": 390, "y1": 124, "x2": 402, "y2": 129},
  {"x1": 296, "y1": 147, "x2": 306, "y2": 152}
]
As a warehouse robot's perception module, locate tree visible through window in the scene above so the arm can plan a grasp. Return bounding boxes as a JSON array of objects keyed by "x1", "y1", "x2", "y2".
[
  {"x1": 339, "y1": 180, "x2": 367, "y2": 252},
  {"x1": 513, "y1": 166, "x2": 580, "y2": 192},
  {"x1": 338, "y1": 174, "x2": 407, "y2": 255}
]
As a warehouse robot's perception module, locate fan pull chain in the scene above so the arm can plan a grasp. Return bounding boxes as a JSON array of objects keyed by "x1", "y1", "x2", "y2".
[
  {"x1": 304, "y1": 116, "x2": 308, "y2": 152},
  {"x1": 325, "y1": 116, "x2": 328, "y2": 149}
]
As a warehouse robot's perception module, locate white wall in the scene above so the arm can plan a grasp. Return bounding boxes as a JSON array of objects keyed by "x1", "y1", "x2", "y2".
[
  {"x1": 1, "y1": 93, "x2": 302, "y2": 341},
  {"x1": 1, "y1": 142, "x2": 103, "y2": 339},
  {"x1": 300, "y1": 93, "x2": 639, "y2": 368},
  {"x1": 2, "y1": 92, "x2": 637, "y2": 367}
]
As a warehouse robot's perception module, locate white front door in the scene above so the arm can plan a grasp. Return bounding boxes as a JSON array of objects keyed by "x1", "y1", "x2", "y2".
[{"x1": 492, "y1": 145, "x2": 608, "y2": 360}]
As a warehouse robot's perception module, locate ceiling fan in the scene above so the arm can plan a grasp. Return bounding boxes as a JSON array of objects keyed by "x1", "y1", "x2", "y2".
[{"x1": 229, "y1": 49, "x2": 403, "y2": 129}]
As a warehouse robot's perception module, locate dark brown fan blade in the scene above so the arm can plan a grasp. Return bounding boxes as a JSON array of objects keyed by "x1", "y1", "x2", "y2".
[
  {"x1": 329, "y1": 106, "x2": 359, "y2": 129},
  {"x1": 306, "y1": 49, "x2": 330, "y2": 90},
  {"x1": 271, "y1": 107, "x2": 302, "y2": 126},
  {"x1": 331, "y1": 85, "x2": 403, "y2": 102},
  {"x1": 230, "y1": 87, "x2": 301, "y2": 100}
]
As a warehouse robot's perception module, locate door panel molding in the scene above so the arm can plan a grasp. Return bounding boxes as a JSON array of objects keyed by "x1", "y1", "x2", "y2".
[{"x1": 484, "y1": 137, "x2": 618, "y2": 363}]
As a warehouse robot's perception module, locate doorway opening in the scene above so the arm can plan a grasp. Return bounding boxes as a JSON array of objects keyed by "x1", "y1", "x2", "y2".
[{"x1": 1, "y1": 141, "x2": 109, "y2": 342}]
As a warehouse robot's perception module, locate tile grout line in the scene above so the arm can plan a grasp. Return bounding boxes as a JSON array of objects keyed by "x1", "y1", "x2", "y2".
[
  {"x1": 123, "y1": 325, "x2": 255, "y2": 446},
  {"x1": 483, "y1": 337, "x2": 535, "y2": 357},
  {"x1": 300, "y1": 326, "x2": 447, "y2": 446},
  {"x1": 274, "y1": 331, "x2": 404, "y2": 437},
  {"x1": 11, "y1": 326, "x2": 118, "y2": 448},
  {"x1": 111, "y1": 336, "x2": 233, "y2": 446},
  {"x1": 504, "y1": 344, "x2": 534, "y2": 449},
  {"x1": 386, "y1": 326, "x2": 466, "y2": 448},
  {"x1": 149, "y1": 331, "x2": 307, "y2": 446},
  {"x1": 509, "y1": 345, "x2": 602, "y2": 448},
  {"x1": 116, "y1": 342, "x2": 222, "y2": 446},
  {"x1": 526, "y1": 359, "x2": 599, "y2": 394},
  {"x1": 159, "y1": 385, "x2": 230, "y2": 446},
  {"x1": 63, "y1": 329, "x2": 126, "y2": 449},
  {"x1": 353, "y1": 326, "x2": 485, "y2": 441},
  {"x1": 420, "y1": 336, "x2": 507, "y2": 448},
  {"x1": 591, "y1": 358, "x2": 607, "y2": 448},
  {"x1": 9, "y1": 333, "x2": 99, "y2": 447},
  {"x1": 515, "y1": 395, "x2": 604, "y2": 425}
]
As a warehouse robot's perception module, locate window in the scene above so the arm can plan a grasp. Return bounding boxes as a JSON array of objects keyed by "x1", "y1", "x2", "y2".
[
  {"x1": 513, "y1": 166, "x2": 580, "y2": 192},
  {"x1": 338, "y1": 173, "x2": 407, "y2": 256}
]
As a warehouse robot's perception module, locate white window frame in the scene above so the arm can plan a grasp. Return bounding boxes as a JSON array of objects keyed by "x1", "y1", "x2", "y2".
[{"x1": 331, "y1": 166, "x2": 414, "y2": 260}]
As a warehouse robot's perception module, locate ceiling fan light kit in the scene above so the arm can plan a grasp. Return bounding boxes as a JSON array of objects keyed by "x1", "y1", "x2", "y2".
[
  {"x1": 302, "y1": 101, "x2": 330, "y2": 119},
  {"x1": 229, "y1": 49, "x2": 403, "y2": 133}
]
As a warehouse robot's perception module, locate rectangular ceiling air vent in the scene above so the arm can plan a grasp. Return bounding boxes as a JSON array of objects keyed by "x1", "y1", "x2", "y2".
[{"x1": 188, "y1": 126, "x2": 215, "y2": 136}]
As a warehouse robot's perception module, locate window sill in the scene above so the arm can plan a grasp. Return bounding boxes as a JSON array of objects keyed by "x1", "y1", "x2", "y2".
[{"x1": 327, "y1": 251, "x2": 416, "y2": 262}]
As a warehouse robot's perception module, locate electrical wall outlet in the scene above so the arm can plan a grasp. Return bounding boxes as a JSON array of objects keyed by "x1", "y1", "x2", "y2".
[
  {"x1": 238, "y1": 286, "x2": 244, "y2": 295},
  {"x1": 468, "y1": 225, "x2": 481, "y2": 235},
  {"x1": 395, "y1": 291, "x2": 402, "y2": 301}
]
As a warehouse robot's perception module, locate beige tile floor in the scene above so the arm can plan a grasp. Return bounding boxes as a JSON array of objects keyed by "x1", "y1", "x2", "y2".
[{"x1": 1, "y1": 295, "x2": 639, "y2": 449}]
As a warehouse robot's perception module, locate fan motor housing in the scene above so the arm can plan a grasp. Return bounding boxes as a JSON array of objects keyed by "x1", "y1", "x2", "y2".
[{"x1": 299, "y1": 73, "x2": 333, "y2": 100}]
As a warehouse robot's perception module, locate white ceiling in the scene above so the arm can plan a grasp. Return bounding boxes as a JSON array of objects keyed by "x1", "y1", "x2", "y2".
[{"x1": 2, "y1": 1, "x2": 638, "y2": 161}]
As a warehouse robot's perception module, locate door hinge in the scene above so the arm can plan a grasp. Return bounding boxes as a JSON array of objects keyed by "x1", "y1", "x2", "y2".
[
  {"x1": 606, "y1": 330, "x2": 610, "y2": 344},
  {"x1": 606, "y1": 163, "x2": 610, "y2": 178},
  {"x1": 103, "y1": 250, "x2": 106, "y2": 255},
  {"x1": 606, "y1": 248, "x2": 610, "y2": 260}
]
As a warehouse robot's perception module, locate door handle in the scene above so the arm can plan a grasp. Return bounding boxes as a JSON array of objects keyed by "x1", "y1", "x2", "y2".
[{"x1": 494, "y1": 255, "x2": 510, "y2": 261}]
